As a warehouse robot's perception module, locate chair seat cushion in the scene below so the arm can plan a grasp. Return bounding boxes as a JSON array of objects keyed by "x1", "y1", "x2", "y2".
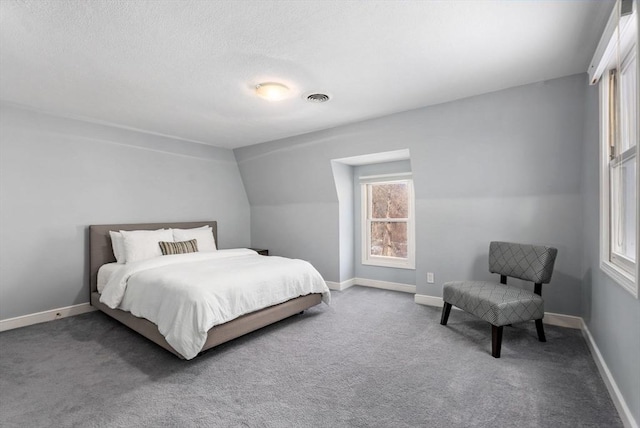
[{"x1": 443, "y1": 281, "x2": 544, "y2": 326}]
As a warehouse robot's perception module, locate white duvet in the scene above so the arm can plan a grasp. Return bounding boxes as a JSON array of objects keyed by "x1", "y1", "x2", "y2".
[{"x1": 100, "y1": 249, "x2": 330, "y2": 359}]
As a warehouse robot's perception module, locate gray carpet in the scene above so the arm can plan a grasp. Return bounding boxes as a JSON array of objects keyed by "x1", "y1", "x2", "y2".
[{"x1": 0, "y1": 286, "x2": 622, "y2": 428}]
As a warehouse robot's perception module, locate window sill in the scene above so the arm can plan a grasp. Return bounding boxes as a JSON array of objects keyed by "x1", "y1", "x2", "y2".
[
  {"x1": 600, "y1": 260, "x2": 638, "y2": 298},
  {"x1": 362, "y1": 258, "x2": 415, "y2": 270}
]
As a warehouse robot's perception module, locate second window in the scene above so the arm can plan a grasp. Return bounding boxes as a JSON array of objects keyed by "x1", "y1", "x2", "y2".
[{"x1": 361, "y1": 174, "x2": 415, "y2": 269}]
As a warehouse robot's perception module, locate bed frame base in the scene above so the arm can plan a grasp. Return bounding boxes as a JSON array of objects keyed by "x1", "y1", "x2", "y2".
[{"x1": 91, "y1": 292, "x2": 322, "y2": 359}]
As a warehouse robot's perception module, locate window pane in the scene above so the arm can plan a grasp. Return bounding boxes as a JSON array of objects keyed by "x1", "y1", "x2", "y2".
[
  {"x1": 619, "y1": 51, "x2": 637, "y2": 153},
  {"x1": 371, "y1": 183, "x2": 408, "y2": 219},
  {"x1": 611, "y1": 156, "x2": 637, "y2": 262},
  {"x1": 370, "y1": 222, "x2": 407, "y2": 258}
]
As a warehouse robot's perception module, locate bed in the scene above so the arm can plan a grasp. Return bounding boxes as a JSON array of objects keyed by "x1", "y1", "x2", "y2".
[{"x1": 89, "y1": 221, "x2": 329, "y2": 359}]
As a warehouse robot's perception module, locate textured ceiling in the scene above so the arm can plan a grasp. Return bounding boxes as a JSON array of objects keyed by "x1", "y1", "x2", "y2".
[{"x1": 0, "y1": 0, "x2": 613, "y2": 149}]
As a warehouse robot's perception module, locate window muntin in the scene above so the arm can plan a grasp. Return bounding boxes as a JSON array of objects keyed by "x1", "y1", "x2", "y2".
[{"x1": 361, "y1": 176, "x2": 415, "y2": 269}]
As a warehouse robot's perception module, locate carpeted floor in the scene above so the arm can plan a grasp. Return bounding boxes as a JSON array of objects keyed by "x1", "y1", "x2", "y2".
[{"x1": 0, "y1": 286, "x2": 622, "y2": 427}]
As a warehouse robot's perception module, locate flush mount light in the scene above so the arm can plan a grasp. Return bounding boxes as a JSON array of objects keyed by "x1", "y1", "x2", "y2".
[{"x1": 255, "y1": 82, "x2": 290, "y2": 101}]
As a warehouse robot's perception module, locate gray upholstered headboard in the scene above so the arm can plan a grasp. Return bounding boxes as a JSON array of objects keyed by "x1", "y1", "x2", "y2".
[{"x1": 89, "y1": 221, "x2": 218, "y2": 293}]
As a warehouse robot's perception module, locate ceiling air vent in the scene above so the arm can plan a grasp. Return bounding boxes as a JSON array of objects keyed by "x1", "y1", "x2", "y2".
[{"x1": 306, "y1": 93, "x2": 330, "y2": 103}]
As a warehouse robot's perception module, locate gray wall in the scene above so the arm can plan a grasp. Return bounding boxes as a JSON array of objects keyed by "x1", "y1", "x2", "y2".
[
  {"x1": 353, "y1": 160, "x2": 415, "y2": 284},
  {"x1": 235, "y1": 73, "x2": 586, "y2": 316},
  {"x1": 0, "y1": 103, "x2": 251, "y2": 320},
  {"x1": 330, "y1": 161, "x2": 355, "y2": 282},
  {"x1": 581, "y1": 82, "x2": 640, "y2": 424},
  {"x1": 237, "y1": 133, "x2": 342, "y2": 280}
]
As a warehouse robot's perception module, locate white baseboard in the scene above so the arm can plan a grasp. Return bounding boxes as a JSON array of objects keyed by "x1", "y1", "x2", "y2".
[
  {"x1": 581, "y1": 321, "x2": 638, "y2": 428},
  {"x1": 542, "y1": 312, "x2": 583, "y2": 329},
  {"x1": 414, "y1": 293, "x2": 445, "y2": 307},
  {"x1": 413, "y1": 294, "x2": 582, "y2": 329},
  {"x1": 325, "y1": 281, "x2": 340, "y2": 290},
  {"x1": 325, "y1": 278, "x2": 356, "y2": 291},
  {"x1": 354, "y1": 278, "x2": 416, "y2": 294},
  {"x1": 0, "y1": 303, "x2": 96, "y2": 332},
  {"x1": 327, "y1": 278, "x2": 415, "y2": 293}
]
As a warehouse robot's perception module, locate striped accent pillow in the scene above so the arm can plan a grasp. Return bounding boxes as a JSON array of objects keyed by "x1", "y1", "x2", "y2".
[{"x1": 158, "y1": 239, "x2": 199, "y2": 255}]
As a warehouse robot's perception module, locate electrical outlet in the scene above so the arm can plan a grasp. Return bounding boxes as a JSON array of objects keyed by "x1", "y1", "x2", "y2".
[{"x1": 427, "y1": 272, "x2": 434, "y2": 283}]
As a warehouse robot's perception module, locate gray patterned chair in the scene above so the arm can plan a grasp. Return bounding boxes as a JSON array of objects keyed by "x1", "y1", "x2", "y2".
[{"x1": 440, "y1": 242, "x2": 558, "y2": 358}]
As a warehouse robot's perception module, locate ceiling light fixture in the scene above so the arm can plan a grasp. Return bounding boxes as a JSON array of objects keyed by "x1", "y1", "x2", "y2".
[{"x1": 255, "y1": 82, "x2": 290, "y2": 101}]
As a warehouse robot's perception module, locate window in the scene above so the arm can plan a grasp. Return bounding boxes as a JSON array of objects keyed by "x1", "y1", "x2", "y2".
[
  {"x1": 610, "y1": 51, "x2": 637, "y2": 275},
  {"x1": 361, "y1": 174, "x2": 415, "y2": 269},
  {"x1": 591, "y1": 0, "x2": 638, "y2": 296}
]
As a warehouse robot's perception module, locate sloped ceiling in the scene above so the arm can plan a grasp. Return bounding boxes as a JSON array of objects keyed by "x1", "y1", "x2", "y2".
[{"x1": 0, "y1": 0, "x2": 613, "y2": 149}]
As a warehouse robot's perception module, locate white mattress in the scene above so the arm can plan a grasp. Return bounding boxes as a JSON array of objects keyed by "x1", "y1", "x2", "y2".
[{"x1": 97, "y1": 262, "x2": 124, "y2": 293}]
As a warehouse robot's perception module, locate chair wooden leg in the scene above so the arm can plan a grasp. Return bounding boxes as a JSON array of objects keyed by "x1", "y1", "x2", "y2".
[
  {"x1": 535, "y1": 319, "x2": 546, "y2": 342},
  {"x1": 492, "y1": 325, "x2": 503, "y2": 358},
  {"x1": 440, "y1": 302, "x2": 452, "y2": 325}
]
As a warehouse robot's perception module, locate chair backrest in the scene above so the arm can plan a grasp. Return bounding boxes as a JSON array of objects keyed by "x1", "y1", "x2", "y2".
[{"x1": 489, "y1": 241, "x2": 558, "y2": 284}]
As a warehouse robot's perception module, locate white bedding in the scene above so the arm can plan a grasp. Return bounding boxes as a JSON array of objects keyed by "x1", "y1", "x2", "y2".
[
  {"x1": 100, "y1": 249, "x2": 330, "y2": 359},
  {"x1": 97, "y1": 263, "x2": 124, "y2": 293}
]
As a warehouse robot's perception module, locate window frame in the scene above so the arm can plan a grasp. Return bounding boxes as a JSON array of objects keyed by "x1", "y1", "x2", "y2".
[
  {"x1": 360, "y1": 173, "x2": 415, "y2": 270},
  {"x1": 595, "y1": 1, "x2": 639, "y2": 298}
]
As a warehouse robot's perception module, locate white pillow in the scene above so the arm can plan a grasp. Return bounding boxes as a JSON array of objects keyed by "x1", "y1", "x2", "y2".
[
  {"x1": 121, "y1": 228, "x2": 174, "y2": 263},
  {"x1": 109, "y1": 231, "x2": 126, "y2": 264},
  {"x1": 172, "y1": 226, "x2": 217, "y2": 252}
]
